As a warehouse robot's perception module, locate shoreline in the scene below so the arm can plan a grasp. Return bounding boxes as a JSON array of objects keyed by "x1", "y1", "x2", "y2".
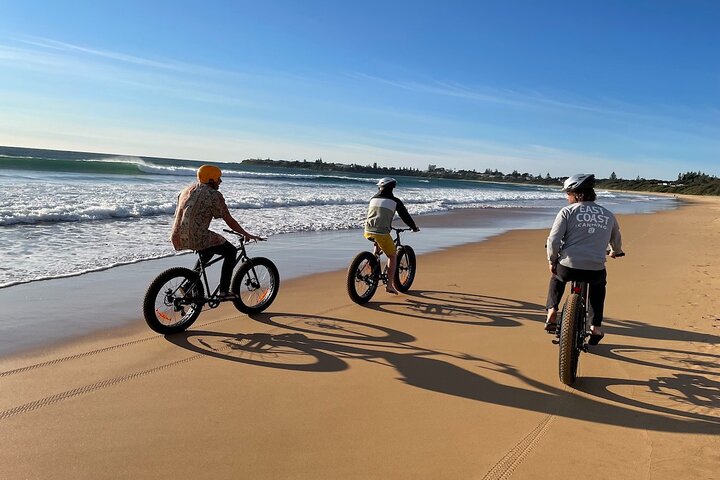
[
  {"x1": 0, "y1": 195, "x2": 717, "y2": 479},
  {"x1": 0, "y1": 199, "x2": 678, "y2": 359},
  {"x1": 0, "y1": 207, "x2": 548, "y2": 358},
  {"x1": 0, "y1": 198, "x2": 679, "y2": 359}
]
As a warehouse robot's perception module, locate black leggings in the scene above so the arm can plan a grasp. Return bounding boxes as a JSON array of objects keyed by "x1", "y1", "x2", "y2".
[
  {"x1": 546, "y1": 264, "x2": 607, "y2": 327},
  {"x1": 195, "y1": 241, "x2": 237, "y2": 293}
]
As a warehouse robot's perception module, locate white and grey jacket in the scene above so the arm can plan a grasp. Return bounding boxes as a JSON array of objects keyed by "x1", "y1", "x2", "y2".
[{"x1": 364, "y1": 191, "x2": 418, "y2": 235}]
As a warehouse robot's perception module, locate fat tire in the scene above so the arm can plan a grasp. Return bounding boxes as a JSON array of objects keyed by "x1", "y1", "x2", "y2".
[
  {"x1": 558, "y1": 293, "x2": 582, "y2": 385},
  {"x1": 231, "y1": 257, "x2": 280, "y2": 314},
  {"x1": 143, "y1": 267, "x2": 204, "y2": 334},
  {"x1": 346, "y1": 251, "x2": 380, "y2": 304},
  {"x1": 394, "y1": 245, "x2": 416, "y2": 292}
]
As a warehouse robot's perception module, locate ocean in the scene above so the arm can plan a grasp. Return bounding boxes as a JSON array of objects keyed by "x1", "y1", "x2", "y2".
[{"x1": 1, "y1": 145, "x2": 678, "y2": 290}]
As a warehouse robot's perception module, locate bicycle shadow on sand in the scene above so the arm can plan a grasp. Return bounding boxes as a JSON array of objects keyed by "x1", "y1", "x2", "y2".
[
  {"x1": 360, "y1": 290, "x2": 545, "y2": 327},
  {"x1": 576, "y1": 342, "x2": 720, "y2": 424},
  {"x1": 592, "y1": 343, "x2": 720, "y2": 376},
  {"x1": 166, "y1": 312, "x2": 719, "y2": 434},
  {"x1": 383, "y1": 289, "x2": 720, "y2": 345}
]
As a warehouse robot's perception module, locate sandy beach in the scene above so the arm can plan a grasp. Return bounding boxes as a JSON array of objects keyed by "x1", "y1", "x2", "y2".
[{"x1": 1, "y1": 196, "x2": 718, "y2": 479}]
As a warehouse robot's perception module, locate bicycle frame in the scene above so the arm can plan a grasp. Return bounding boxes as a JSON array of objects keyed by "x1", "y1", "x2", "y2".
[
  {"x1": 371, "y1": 227, "x2": 408, "y2": 253},
  {"x1": 191, "y1": 233, "x2": 253, "y2": 308},
  {"x1": 370, "y1": 228, "x2": 408, "y2": 283},
  {"x1": 567, "y1": 281, "x2": 590, "y2": 347}
]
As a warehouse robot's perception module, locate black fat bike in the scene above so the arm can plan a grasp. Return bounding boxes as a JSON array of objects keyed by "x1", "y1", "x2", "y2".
[
  {"x1": 143, "y1": 230, "x2": 279, "y2": 334},
  {"x1": 346, "y1": 227, "x2": 416, "y2": 304},
  {"x1": 554, "y1": 252, "x2": 624, "y2": 385}
]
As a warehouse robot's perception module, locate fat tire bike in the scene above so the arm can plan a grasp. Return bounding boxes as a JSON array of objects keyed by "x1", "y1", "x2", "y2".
[
  {"x1": 143, "y1": 229, "x2": 279, "y2": 334},
  {"x1": 346, "y1": 227, "x2": 416, "y2": 304},
  {"x1": 553, "y1": 252, "x2": 624, "y2": 385}
]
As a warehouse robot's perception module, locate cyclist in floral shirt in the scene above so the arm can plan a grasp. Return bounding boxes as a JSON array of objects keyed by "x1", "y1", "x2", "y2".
[{"x1": 171, "y1": 165, "x2": 262, "y2": 299}]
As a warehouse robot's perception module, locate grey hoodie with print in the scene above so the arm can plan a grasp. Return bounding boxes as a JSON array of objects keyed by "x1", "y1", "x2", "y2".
[{"x1": 546, "y1": 201, "x2": 622, "y2": 271}]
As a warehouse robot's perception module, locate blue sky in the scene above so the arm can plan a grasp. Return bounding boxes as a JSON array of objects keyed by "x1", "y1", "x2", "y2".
[{"x1": 0, "y1": 0, "x2": 718, "y2": 180}]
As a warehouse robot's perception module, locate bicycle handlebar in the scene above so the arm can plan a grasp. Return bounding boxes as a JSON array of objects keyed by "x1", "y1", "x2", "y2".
[{"x1": 222, "y1": 229, "x2": 266, "y2": 242}]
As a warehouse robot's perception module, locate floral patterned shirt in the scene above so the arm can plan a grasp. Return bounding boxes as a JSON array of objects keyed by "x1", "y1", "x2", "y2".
[{"x1": 170, "y1": 183, "x2": 228, "y2": 251}]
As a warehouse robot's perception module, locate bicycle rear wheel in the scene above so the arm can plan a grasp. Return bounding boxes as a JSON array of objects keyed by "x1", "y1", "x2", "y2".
[
  {"x1": 558, "y1": 293, "x2": 582, "y2": 385},
  {"x1": 231, "y1": 257, "x2": 280, "y2": 314},
  {"x1": 346, "y1": 251, "x2": 380, "y2": 304},
  {"x1": 143, "y1": 267, "x2": 205, "y2": 334},
  {"x1": 394, "y1": 245, "x2": 416, "y2": 292}
]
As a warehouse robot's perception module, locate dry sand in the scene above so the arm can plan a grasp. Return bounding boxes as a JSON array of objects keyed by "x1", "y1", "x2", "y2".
[{"x1": 1, "y1": 196, "x2": 718, "y2": 479}]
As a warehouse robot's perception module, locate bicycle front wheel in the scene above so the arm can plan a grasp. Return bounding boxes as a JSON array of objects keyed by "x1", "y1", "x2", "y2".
[
  {"x1": 394, "y1": 245, "x2": 416, "y2": 292},
  {"x1": 558, "y1": 293, "x2": 582, "y2": 385},
  {"x1": 231, "y1": 257, "x2": 280, "y2": 314},
  {"x1": 142, "y1": 267, "x2": 205, "y2": 334},
  {"x1": 346, "y1": 251, "x2": 380, "y2": 304}
]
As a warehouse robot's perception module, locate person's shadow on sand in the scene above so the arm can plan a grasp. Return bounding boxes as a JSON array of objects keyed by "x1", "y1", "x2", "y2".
[
  {"x1": 601, "y1": 318, "x2": 720, "y2": 344},
  {"x1": 167, "y1": 312, "x2": 719, "y2": 435}
]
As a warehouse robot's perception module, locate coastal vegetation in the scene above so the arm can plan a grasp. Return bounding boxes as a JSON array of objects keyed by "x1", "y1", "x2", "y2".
[{"x1": 242, "y1": 158, "x2": 720, "y2": 196}]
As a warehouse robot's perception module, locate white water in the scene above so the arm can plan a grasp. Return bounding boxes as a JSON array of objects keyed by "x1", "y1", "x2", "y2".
[{"x1": 0, "y1": 166, "x2": 677, "y2": 288}]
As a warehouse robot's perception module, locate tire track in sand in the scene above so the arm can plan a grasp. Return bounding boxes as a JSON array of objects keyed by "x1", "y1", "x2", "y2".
[
  {"x1": 480, "y1": 414, "x2": 555, "y2": 480},
  {"x1": 0, "y1": 353, "x2": 203, "y2": 420},
  {"x1": 0, "y1": 316, "x2": 238, "y2": 378},
  {"x1": 0, "y1": 326, "x2": 255, "y2": 421}
]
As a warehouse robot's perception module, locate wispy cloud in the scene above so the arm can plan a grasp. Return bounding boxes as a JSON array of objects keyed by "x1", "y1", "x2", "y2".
[
  {"x1": 17, "y1": 36, "x2": 247, "y2": 78},
  {"x1": 19, "y1": 37, "x2": 185, "y2": 71},
  {"x1": 0, "y1": 39, "x2": 264, "y2": 109},
  {"x1": 12, "y1": 35, "x2": 327, "y2": 87},
  {"x1": 350, "y1": 72, "x2": 686, "y2": 121},
  {"x1": 0, "y1": 44, "x2": 76, "y2": 70},
  {"x1": 349, "y1": 72, "x2": 527, "y2": 107}
]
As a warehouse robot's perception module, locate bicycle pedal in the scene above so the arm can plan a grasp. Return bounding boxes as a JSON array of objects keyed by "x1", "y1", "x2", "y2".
[{"x1": 581, "y1": 344, "x2": 589, "y2": 352}]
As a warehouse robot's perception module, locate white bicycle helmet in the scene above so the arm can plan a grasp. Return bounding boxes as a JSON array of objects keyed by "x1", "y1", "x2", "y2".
[
  {"x1": 562, "y1": 173, "x2": 595, "y2": 192},
  {"x1": 377, "y1": 177, "x2": 397, "y2": 189}
]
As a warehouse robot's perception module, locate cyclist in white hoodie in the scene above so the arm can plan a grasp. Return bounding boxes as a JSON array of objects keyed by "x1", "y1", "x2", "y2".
[
  {"x1": 545, "y1": 174, "x2": 623, "y2": 345},
  {"x1": 364, "y1": 177, "x2": 419, "y2": 294}
]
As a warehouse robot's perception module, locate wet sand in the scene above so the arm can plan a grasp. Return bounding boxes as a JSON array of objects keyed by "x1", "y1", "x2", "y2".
[{"x1": 0, "y1": 196, "x2": 718, "y2": 479}]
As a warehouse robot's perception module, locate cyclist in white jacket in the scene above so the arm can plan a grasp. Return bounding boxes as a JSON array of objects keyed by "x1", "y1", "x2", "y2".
[
  {"x1": 545, "y1": 174, "x2": 623, "y2": 345},
  {"x1": 364, "y1": 177, "x2": 419, "y2": 294}
]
